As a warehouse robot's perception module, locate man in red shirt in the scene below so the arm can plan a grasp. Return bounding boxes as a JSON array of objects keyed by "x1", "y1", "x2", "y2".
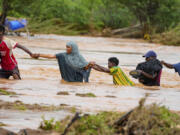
[{"x1": 0, "y1": 25, "x2": 34, "y2": 79}]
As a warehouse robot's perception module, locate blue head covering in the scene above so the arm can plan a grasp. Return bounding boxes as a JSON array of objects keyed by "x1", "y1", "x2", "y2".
[
  {"x1": 65, "y1": 41, "x2": 88, "y2": 69},
  {"x1": 143, "y1": 50, "x2": 157, "y2": 58}
]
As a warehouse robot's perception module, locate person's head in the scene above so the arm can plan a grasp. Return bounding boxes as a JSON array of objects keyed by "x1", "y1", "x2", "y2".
[
  {"x1": 0, "y1": 25, "x2": 5, "y2": 42},
  {"x1": 143, "y1": 50, "x2": 157, "y2": 61},
  {"x1": 108, "y1": 57, "x2": 119, "y2": 68},
  {"x1": 66, "y1": 41, "x2": 79, "y2": 54}
]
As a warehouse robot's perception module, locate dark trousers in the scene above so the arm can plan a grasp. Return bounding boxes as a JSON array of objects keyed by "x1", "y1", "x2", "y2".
[{"x1": 0, "y1": 66, "x2": 21, "y2": 79}]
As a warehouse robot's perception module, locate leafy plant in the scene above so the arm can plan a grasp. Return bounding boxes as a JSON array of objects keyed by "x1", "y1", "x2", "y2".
[{"x1": 40, "y1": 116, "x2": 55, "y2": 130}]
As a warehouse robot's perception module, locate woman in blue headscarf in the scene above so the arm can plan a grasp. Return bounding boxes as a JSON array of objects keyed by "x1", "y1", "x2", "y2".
[
  {"x1": 35, "y1": 41, "x2": 93, "y2": 82},
  {"x1": 65, "y1": 41, "x2": 89, "y2": 70}
]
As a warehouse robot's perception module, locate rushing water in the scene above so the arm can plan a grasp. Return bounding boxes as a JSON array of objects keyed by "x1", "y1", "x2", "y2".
[{"x1": 0, "y1": 34, "x2": 180, "y2": 132}]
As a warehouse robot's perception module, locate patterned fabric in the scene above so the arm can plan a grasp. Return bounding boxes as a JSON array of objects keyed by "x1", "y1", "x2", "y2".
[
  {"x1": 110, "y1": 66, "x2": 134, "y2": 86},
  {"x1": 0, "y1": 37, "x2": 18, "y2": 70}
]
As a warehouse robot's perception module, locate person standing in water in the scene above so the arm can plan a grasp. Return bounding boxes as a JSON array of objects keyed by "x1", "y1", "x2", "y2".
[
  {"x1": 0, "y1": 25, "x2": 35, "y2": 79},
  {"x1": 35, "y1": 41, "x2": 94, "y2": 82},
  {"x1": 130, "y1": 50, "x2": 162, "y2": 86},
  {"x1": 92, "y1": 57, "x2": 134, "y2": 86},
  {"x1": 161, "y1": 61, "x2": 180, "y2": 76}
]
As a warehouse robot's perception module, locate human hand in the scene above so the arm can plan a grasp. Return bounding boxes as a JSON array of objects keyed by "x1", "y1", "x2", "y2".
[
  {"x1": 31, "y1": 53, "x2": 40, "y2": 59},
  {"x1": 136, "y1": 70, "x2": 143, "y2": 74},
  {"x1": 89, "y1": 61, "x2": 96, "y2": 67},
  {"x1": 160, "y1": 60, "x2": 165, "y2": 64}
]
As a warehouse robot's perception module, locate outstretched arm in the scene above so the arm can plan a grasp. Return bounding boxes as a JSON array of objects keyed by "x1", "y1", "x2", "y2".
[
  {"x1": 15, "y1": 44, "x2": 56, "y2": 59},
  {"x1": 38, "y1": 54, "x2": 56, "y2": 59},
  {"x1": 16, "y1": 44, "x2": 33, "y2": 56},
  {"x1": 92, "y1": 64, "x2": 110, "y2": 73},
  {"x1": 161, "y1": 61, "x2": 173, "y2": 69}
]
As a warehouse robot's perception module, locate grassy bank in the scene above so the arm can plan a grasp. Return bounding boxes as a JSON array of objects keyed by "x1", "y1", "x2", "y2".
[
  {"x1": 27, "y1": 18, "x2": 101, "y2": 36},
  {"x1": 11, "y1": 17, "x2": 180, "y2": 46},
  {"x1": 152, "y1": 23, "x2": 180, "y2": 46},
  {"x1": 39, "y1": 98, "x2": 180, "y2": 135}
]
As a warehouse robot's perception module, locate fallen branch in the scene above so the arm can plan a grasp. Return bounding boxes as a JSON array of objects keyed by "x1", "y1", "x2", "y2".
[{"x1": 61, "y1": 112, "x2": 81, "y2": 135}]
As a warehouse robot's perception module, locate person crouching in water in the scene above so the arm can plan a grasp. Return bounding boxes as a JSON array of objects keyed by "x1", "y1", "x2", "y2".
[
  {"x1": 130, "y1": 50, "x2": 162, "y2": 86},
  {"x1": 92, "y1": 57, "x2": 134, "y2": 86}
]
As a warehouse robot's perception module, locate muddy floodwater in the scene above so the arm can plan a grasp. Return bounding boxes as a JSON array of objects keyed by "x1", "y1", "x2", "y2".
[{"x1": 0, "y1": 34, "x2": 180, "y2": 132}]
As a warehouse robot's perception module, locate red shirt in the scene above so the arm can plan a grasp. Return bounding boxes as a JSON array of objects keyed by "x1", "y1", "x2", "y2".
[{"x1": 0, "y1": 37, "x2": 18, "y2": 70}]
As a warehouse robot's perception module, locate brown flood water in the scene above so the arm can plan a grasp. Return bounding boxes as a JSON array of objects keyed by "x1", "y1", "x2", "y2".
[{"x1": 0, "y1": 34, "x2": 180, "y2": 132}]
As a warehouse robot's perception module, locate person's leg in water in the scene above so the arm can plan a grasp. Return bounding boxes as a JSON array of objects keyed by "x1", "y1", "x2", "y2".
[
  {"x1": 0, "y1": 67, "x2": 21, "y2": 80},
  {"x1": 12, "y1": 67, "x2": 21, "y2": 80},
  {"x1": 0, "y1": 69, "x2": 11, "y2": 79}
]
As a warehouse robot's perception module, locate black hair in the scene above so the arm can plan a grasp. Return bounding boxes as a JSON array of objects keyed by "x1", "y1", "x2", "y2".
[
  {"x1": 108, "y1": 57, "x2": 119, "y2": 66},
  {"x1": 0, "y1": 25, "x2": 5, "y2": 34}
]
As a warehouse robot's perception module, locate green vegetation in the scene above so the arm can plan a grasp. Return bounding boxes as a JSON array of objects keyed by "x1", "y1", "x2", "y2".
[
  {"x1": 57, "y1": 91, "x2": 70, "y2": 95},
  {"x1": 13, "y1": 104, "x2": 27, "y2": 111},
  {"x1": 0, "y1": 100, "x2": 77, "y2": 112},
  {"x1": 119, "y1": 0, "x2": 180, "y2": 33},
  {"x1": 40, "y1": 111, "x2": 123, "y2": 134},
  {"x1": 152, "y1": 23, "x2": 180, "y2": 46},
  {"x1": 0, "y1": 122, "x2": 6, "y2": 127},
  {"x1": 119, "y1": 104, "x2": 180, "y2": 135},
  {"x1": 0, "y1": 0, "x2": 180, "y2": 45},
  {"x1": 40, "y1": 116, "x2": 55, "y2": 130},
  {"x1": 70, "y1": 107, "x2": 77, "y2": 113},
  {"x1": 40, "y1": 115, "x2": 71, "y2": 132},
  {"x1": 0, "y1": 89, "x2": 16, "y2": 95},
  {"x1": 76, "y1": 93, "x2": 96, "y2": 97},
  {"x1": 67, "y1": 112, "x2": 123, "y2": 135},
  {"x1": 39, "y1": 104, "x2": 180, "y2": 134},
  {"x1": 105, "y1": 95, "x2": 116, "y2": 98},
  {"x1": 0, "y1": 0, "x2": 134, "y2": 35}
]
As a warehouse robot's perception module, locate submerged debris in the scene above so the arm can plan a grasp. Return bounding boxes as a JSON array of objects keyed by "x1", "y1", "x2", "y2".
[
  {"x1": 0, "y1": 89, "x2": 16, "y2": 95},
  {"x1": 0, "y1": 100, "x2": 75, "y2": 112},
  {"x1": 57, "y1": 91, "x2": 70, "y2": 95},
  {"x1": 75, "y1": 93, "x2": 96, "y2": 97},
  {"x1": 0, "y1": 122, "x2": 7, "y2": 127}
]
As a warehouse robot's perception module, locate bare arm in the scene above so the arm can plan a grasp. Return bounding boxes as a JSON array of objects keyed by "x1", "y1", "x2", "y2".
[
  {"x1": 161, "y1": 61, "x2": 173, "y2": 69},
  {"x1": 16, "y1": 44, "x2": 33, "y2": 56},
  {"x1": 140, "y1": 70, "x2": 157, "y2": 79},
  {"x1": 39, "y1": 54, "x2": 56, "y2": 59},
  {"x1": 92, "y1": 64, "x2": 110, "y2": 73}
]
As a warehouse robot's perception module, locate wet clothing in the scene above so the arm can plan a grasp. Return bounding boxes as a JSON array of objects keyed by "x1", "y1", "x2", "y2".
[
  {"x1": 0, "y1": 37, "x2": 18, "y2": 71},
  {"x1": 173, "y1": 63, "x2": 180, "y2": 76},
  {"x1": 65, "y1": 41, "x2": 88, "y2": 70},
  {"x1": 0, "y1": 38, "x2": 20, "y2": 79},
  {"x1": 79, "y1": 68, "x2": 91, "y2": 82},
  {"x1": 0, "y1": 66, "x2": 21, "y2": 79},
  {"x1": 136, "y1": 59, "x2": 162, "y2": 86},
  {"x1": 56, "y1": 53, "x2": 91, "y2": 82},
  {"x1": 110, "y1": 66, "x2": 134, "y2": 86}
]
